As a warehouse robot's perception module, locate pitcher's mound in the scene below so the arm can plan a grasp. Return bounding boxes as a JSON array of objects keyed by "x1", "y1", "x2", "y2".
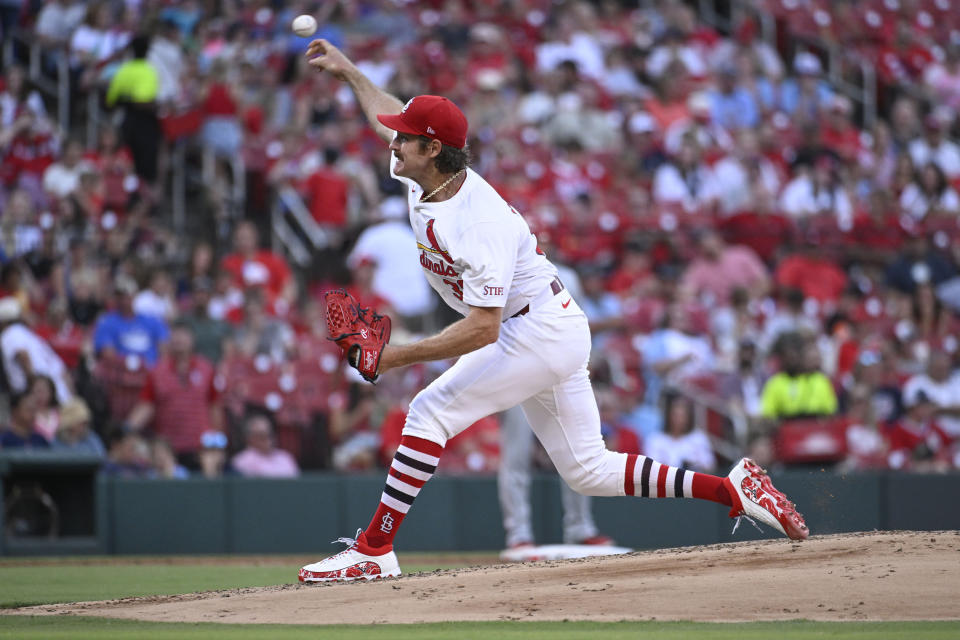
[{"x1": 18, "y1": 531, "x2": 960, "y2": 624}]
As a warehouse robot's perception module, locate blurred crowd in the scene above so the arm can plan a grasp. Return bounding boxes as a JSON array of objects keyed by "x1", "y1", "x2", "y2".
[{"x1": 1, "y1": 0, "x2": 960, "y2": 479}]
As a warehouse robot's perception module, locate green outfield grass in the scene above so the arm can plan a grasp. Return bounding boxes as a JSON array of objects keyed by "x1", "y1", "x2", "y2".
[
  {"x1": 0, "y1": 618, "x2": 958, "y2": 639},
  {"x1": 0, "y1": 558, "x2": 476, "y2": 609}
]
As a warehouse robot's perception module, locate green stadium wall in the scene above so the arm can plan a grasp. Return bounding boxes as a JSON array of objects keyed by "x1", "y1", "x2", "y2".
[{"x1": 2, "y1": 461, "x2": 960, "y2": 555}]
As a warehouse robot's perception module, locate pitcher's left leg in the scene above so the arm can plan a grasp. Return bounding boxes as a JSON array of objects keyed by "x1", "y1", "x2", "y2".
[{"x1": 520, "y1": 366, "x2": 808, "y2": 540}]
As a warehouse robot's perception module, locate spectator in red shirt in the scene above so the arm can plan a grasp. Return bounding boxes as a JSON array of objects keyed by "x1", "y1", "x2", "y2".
[
  {"x1": 886, "y1": 391, "x2": 955, "y2": 472},
  {"x1": 220, "y1": 221, "x2": 296, "y2": 308},
  {"x1": 775, "y1": 246, "x2": 848, "y2": 304},
  {"x1": 125, "y1": 321, "x2": 224, "y2": 469},
  {"x1": 679, "y1": 229, "x2": 769, "y2": 305},
  {"x1": 301, "y1": 149, "x2": 349, "y2": 228}
]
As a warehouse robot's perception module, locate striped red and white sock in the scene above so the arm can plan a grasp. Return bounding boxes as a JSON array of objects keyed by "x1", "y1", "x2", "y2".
[
  {"x1": 623, "y1": 454, "x2": 732, "y2": 506},
  {"x1": 361, "y1": 435, "x2": 444, "y2": 551}
]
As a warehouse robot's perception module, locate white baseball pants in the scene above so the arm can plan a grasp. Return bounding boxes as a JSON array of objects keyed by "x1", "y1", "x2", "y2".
[{"x1": 403, "y1": 293, "x2": 629, "y2": 497}]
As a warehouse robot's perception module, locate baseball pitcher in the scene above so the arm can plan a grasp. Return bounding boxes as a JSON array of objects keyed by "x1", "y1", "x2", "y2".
[{"x1": 299, "y1": 39, "x2": 809, "y2": 583}]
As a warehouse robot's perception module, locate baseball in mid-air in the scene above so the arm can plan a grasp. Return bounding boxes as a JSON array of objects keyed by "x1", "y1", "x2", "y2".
[{"x1": 292, "y1": 14, "x2": 318, "y2": 37}]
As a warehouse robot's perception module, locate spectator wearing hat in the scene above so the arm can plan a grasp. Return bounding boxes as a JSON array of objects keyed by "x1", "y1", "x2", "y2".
[
  {"x1": 760, "y1": 333, "x2": 837, "y2": 420},
  {"x1": 679, "y1": 230, "x2": 769, "y2": 306},
  {"x1": 92, "y1": 275, "x2": 169, "y2": 367},
  {"x1": 0, "y1": 297, "x2": 74, "y2": 404},
  {"x1": 220, "y1": 221, "x2": 296, "y2": 309},
  {"x1": 0, "y1": 389, "x2": 48, "y2": 448},
  {"x1": 348, "y1": 196, "x2": 435, "y2": 323},
  {"x1": 50, "y1": 398, "x2": 105, "y2": 456},
  {"x1": 231, "y1": 412, "x2": 299, "y2": 478},
  {"x1": 778, "y1": 52, "x2": 833, "y2": 124},
  {"x1": 627, "y1": 111, "x2": 667, "y2": 177},
  {"x1": 664, "y1": 91, "x2": 733, "y2": 157},
  {"x1": 908, "y1": 111, "x2": 960, "y2": 179},
  {"x1": 124, "y1": 321, "x2": 223, "y2": 469}
]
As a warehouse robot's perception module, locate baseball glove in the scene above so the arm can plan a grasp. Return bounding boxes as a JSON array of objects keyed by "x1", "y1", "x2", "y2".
[{"x1": 324, "y1": 289, "x2": 391, "y2": 383}]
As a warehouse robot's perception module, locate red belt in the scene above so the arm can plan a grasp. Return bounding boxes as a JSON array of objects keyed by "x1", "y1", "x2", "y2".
[{"x1": 510, "y1": 277, "x2": 564, "y2": 319}]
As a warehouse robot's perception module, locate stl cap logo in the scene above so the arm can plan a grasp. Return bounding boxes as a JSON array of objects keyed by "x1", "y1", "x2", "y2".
[
  {"x1": 401, "y1": 98, "x2": 414, "y2": 114},
  {"x1": 360, "y1": 328, "x2": 368, "y2": 339},
  {"x1": 380, "y1": 513, "x2": 394, "y2": 533}
]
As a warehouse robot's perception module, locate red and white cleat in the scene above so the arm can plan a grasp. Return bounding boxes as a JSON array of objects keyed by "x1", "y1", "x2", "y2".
[
  {"x1": 724, "y1": 458, "x2": 810, "y2": 541},
  {"x1": 298, "y1": 530, "x2": 401, "y2": 583}
]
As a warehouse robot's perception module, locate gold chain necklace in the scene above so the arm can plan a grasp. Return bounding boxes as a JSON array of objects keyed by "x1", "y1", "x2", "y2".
[{"x1": 421, "y1": 169, "x2": 465, "y2": 202}]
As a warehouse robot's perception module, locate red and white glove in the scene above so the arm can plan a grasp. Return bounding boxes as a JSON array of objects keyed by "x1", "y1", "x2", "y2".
[{"x1": 324, "y1": 290, "x2": 391, "y2": 383}]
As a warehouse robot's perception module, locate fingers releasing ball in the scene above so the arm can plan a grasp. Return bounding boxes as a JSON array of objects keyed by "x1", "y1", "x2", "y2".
[{"x1": 292, "y1": 15, "x2": 318, "y2": 37}]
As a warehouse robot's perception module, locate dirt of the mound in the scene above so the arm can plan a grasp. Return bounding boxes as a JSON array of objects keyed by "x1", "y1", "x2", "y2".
[{"x1": 12, "y1": 531, "x2": 960, "y2": 624}]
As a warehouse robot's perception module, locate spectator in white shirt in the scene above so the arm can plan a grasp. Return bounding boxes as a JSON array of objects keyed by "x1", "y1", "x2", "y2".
[
  {"x1": 645, "y1": 391, "x2": 716, "y2": 472},
  {"x1": 534, "y1": 11, "x2": 605, "y2": 80},
  {"x1": 133, "y1": 269, "x2": 177, "y2": 322},
  {"x1": 0, "y1": 297, "x2": 73, "y2": 404},
  {"x1": 348, "y1": 197, "x2": 435, "y2": 322},
  {"x1": 711, "y1": 130, "x2": 781, "y2": 215},
  {"x1": 148, "y1": 19, "x2": 185, "y2": 104},
  {"x1": 902, "y1": 352, "x2": 960, "y2": 438},
  {"x1": 779, "y1": 155, "x2": 854, "y2": 227},
  {"x1": 42, "y1": 138, "x2": 94, "y2": 200},
  {"x1": 908, "y1": 112, "x2": 960, "y2": 179},
  {"x1": 69, "y1": 2, "x2": 129, "y2": 71},
  {"x1": 645, "y1": 27, "x2": 707, "y2": 80},
  {"x1": 34, "y1": 0, "x2": 86, "y2": 47},
  {"x1": 653, "y1": 134, "x2": 720, "y2": 213},
  {"x1": 899, "y1": 162, "x2": 960, "y2": 220}
]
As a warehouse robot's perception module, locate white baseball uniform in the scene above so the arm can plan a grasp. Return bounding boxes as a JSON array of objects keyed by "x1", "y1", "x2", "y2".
[{"x1": 392, "y1": 157, "x2": 631, "y2": 497}]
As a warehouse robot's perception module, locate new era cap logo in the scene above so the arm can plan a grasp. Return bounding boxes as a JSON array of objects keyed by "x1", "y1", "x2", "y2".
[{"x1": 426, "y1": 126, "x2": 435, "y2": 134}]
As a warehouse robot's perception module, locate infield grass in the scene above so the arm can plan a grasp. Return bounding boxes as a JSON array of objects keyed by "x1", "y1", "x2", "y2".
[{"x1": 0, "y1": 618, "x2": 958, "y2": 639}]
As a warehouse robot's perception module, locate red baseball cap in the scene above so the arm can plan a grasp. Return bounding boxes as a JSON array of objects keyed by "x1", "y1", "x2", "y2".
[{"x1": 377, "y1": 95, "x2": 468, "y2": 150}]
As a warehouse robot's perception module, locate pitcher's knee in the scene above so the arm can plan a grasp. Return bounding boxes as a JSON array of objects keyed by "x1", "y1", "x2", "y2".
[
  {"x1": 401, "y1": 392, "x2": 451, "y2": 446},
  {"x1": 557, "y1": 451, "x2": 627, "y2": 497}
]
